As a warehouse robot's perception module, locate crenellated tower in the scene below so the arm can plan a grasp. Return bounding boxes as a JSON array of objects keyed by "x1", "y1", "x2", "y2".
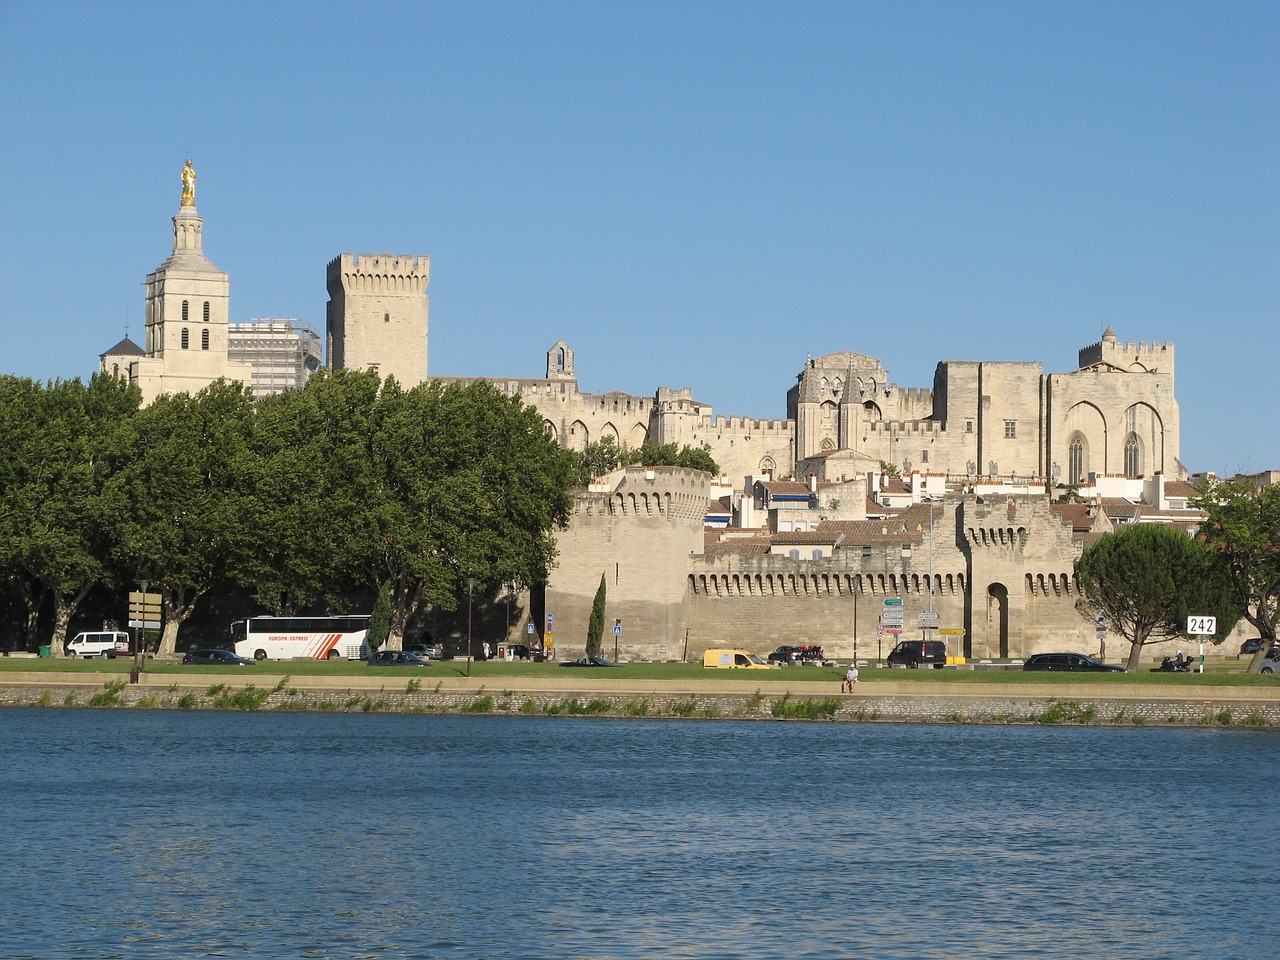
[{"x1": 326, "y1": 253, "x2": 430, "y2": 387}]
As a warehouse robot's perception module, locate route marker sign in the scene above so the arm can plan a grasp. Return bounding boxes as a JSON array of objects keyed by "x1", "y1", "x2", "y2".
[
  {"x1": 883, "y1": 598, "x2": 903, "y2": 607},
  {"x1": 1187, "y1": 616, "x2": 1216, "y2": 635}
]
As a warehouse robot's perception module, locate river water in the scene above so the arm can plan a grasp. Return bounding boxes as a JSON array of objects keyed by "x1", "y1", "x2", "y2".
[{"x1": 0, "y1": 709, "x2": 1273, "y2": 959}]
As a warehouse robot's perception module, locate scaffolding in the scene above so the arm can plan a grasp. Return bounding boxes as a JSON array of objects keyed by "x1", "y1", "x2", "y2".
[{"x1": 228, "y1": 319, "x2": 323, "y2": 398}]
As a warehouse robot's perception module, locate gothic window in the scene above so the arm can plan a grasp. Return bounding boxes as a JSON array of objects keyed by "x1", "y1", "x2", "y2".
[
  {"x1": 203, "y1": 301, "x2": 210, "y2": 323},
  {"x1": 1068, "y1": 436, "x2": 1084, "y2": 485},
  {"x1": 557, "y1": 347, "x2": 566, "y2": 372},
  {"x1": 201, "y1": 329, "x2": 209, "y2": 350},
  {"x1": 1124, "y1": 435, "x2": 1141, "y2": 478},
  {"x1": 182, "y1": 300, "x2": 189, "y2": 322},
  {"x1": 1004, "y1": 420, "x2": 1017, "y2": 438},
  {"x1": 181, "y1": 328, "x2": 189, "y2": 349}
]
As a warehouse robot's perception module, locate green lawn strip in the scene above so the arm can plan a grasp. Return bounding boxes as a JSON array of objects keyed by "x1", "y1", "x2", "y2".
[{"x1": 1, "y1": 656, "x2": 1273, "y2": 687}]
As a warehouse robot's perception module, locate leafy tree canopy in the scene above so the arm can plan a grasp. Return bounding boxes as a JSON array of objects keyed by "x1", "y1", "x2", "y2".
[
  {"x1": 1193, "y1": 478, "x2": 1280, "y2": 672},
  {"x1": 1075, "y1": 522, "x2": 1239, "y2": 671}
]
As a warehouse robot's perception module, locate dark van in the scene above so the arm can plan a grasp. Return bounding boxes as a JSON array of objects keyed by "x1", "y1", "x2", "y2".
[{"x1": 886, "y1": 640, "x2": 947, "y2": 668}]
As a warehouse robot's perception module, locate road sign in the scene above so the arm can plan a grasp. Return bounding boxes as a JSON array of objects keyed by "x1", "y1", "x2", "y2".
[
  {"x1": 883, "y1": 628, "x2": 903, "y2": 635},
  {"x1": 128, "y1": 591, "x2": 162, "y2": 630},
  {"x1": 1187, "y1": 616, "x2": 1216, "y2": 635},
  {"x1": 547, "y1": 613, "x2": 553, "y2": 625},
  {"x1": 527, "y1": 622, "x2": 535, "y2": 635},
  {"x1": 881, "y1": 616, "x2": 904, "y2": 626},
  {"x1": 940, "y1": 628, "x2": 965, "y2": 635},
  {"x1": 917, "y1": 612, "x2": 939, "y2": 622},
  {"x1": 883, "y1": 598, "x2": 903, "y2": 607},
  {"x1": 613, "y1": 624, "x2": 622, "y2": 636}
]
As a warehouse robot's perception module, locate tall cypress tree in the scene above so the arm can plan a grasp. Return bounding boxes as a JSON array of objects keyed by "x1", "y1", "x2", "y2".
[{"x1": 587, "y1": 574, "x2": 606, "y2": 657}]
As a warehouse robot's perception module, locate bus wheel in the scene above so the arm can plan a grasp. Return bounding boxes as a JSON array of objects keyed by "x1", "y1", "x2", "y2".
[
  {"x1": 327, "y1": 650, "x2": 341, "y2": 660},
  {"x1": 254, "y1": 649, "x2": 267, "y2": 662}
]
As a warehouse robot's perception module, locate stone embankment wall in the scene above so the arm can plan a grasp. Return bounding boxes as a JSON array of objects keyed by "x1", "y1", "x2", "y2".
[{"x1": 3, "y1": 675, "x2": 1278, "y2": 729}]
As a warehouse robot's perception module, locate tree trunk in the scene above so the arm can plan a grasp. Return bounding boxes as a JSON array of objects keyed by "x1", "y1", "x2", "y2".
[
  {"x1": 49, "y1": 583, "x2": 94, "y2": 653},
  {"x1": 17, "y1": 580, "x2": 48, "y2": 653},
  {"x1": 157, "y1": 585, "x2": 203, "y2": 657},
  {"x1": 1125, "y1": 641, "x2": 1144, "y2": 673}
]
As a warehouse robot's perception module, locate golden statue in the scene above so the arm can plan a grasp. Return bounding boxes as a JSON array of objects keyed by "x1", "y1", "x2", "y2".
[{"x1": 180, "y1": 159, "x2": 197, "y2": 207}]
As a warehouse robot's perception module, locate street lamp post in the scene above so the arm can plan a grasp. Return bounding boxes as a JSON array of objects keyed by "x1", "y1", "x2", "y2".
[{"x1": 466, "y1": 578, "x2": 476, "y2": 678}]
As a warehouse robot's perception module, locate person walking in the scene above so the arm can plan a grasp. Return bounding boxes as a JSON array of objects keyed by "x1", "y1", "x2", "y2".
[{"x1": 842, "y1": 663, "x2": 860, "y2": 692}]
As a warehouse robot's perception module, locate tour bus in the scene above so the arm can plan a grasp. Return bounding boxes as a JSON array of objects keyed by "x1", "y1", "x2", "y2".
[{"x1": 231, "y1": 615, "x2": 372, "y2": 661}]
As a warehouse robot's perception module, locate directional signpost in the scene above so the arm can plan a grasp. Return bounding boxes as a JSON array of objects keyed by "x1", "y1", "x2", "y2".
[
  {"x1": 881, "y1": 598, "x2": 903, "y2": 640},
  {"x1": 128, "y1": 584, "x2": 162, "y2": 681}
]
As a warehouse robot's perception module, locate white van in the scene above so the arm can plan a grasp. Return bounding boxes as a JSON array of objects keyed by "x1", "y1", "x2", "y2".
[{"x1": 66, "y1": 631, "x2": 132, "y2": 659}]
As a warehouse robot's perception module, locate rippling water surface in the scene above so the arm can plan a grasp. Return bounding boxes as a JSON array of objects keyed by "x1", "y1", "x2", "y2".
[{"x1": 1, "y1": 709, "x2": 1275, "y2": 959}]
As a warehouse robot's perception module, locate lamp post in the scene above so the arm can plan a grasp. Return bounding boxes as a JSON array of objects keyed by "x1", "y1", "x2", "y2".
[
  {"x1": 466, "y1": 578, "x2": 476, "y2": 677},
  {"x1": 133, "y1": 579, "x2": 148, "y2": 683}
]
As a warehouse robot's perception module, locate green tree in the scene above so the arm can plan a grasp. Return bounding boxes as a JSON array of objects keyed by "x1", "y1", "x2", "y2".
[
  {"x1": 1194, "y1": 479, "x2": 1280, "y2": 673},
  {"x1": 571, "y1": 436, "x2": 623, "y2": 486},
  {"x1": 348, "y1": 379, "x2": 577, "y2": 646},
  {"x1": 622, "y1": 441, "x2": 719, "y2": 474},
  {"x1": 105, "y1": 380, "x2": 258, "y2": 657},
  {"x1": 1075, "y1": 523, "x2": 1238, "y2": 672},
  {"x1": 0, "y1": 375, "x2": 139, "y2": 654},
  {"x1": 587, "y1": 573, "x2": 606, "y2": 657},
  {"x1": 246, "y1": 368, "x2": 382, "y2": 614},
  {"x1": 367, "y1": 582, "x2": 392, "y2": 651}
]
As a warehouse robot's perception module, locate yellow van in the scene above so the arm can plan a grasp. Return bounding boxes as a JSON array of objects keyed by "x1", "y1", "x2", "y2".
[{"x1": 702, "y1": 648, "x2": 778, "y2": 669}]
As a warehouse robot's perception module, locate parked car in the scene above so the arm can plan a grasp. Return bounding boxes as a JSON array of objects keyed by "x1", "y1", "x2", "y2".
[
  {"x1": 702, "y1": 648, "x2": 778, "y2": 669},
  {"x1": 767, "y1": 645, "x2": 828, "y2": 665},
  {"x1": 182, "y1": 649, "x2": 255, "y2": 666},
  {"x1": 559, "y1": 656, "x2": 620, "y2": 668},
  {"x1": 405, "y1": 643, "x2": 443, "y2": 660},
  {"x1": 886, "y1": 640, "x2": 948, "y2": 669},
  {"x1": 1240, "y1": 638, "x2": 1272, "y2": 656},
  {"x1": 368, "y1": 650, "x2": 430, "y2": 667},
  {"x1": 1023, "y1": 653, "x2": 1125, "y2": 673},
  {"x1": 1258, "y1": 649, "x2": 1280, "y2": 674}
]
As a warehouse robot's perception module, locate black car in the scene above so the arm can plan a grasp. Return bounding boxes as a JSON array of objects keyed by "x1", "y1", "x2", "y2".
[
  {"x1": 886, "y1": 640, "x2": 947, "y2": 669},
  {"x1": 559, "y1": 657, "x2": 620, "y2": 668},
  {"x1": 182, "y1": 649, "x2": 255, "y2": 666},
  {"x1": 368, "y1": 650, "x2": 430, "y2": 667},
  {"x1": 1023, "y1": 653, "x2": 1125, "y2": 673},
  {"x1": 767, "y1": 645, "x2": 827, "y2": 665},
  {"x1": 1240, "y1": 638, "x2": 1273, "y2": 656}
]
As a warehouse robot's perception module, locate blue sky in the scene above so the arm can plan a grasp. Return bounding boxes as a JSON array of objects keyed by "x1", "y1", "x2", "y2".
[{"x1": 2, "y1": 1, "x2": 1276, "y2": 474}]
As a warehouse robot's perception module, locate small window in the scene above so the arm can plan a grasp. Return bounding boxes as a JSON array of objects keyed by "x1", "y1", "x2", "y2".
[
  {"x1": 966, "y1": 420, "x2": 973, "y2": 433},
  {"x1": 861, "y1": 545, "x2": 872, "y2": 557},
  {"x1": 181, "y1": 328, "x2": 189, "y2": 349},
  {"x1": 921, "y1": 450, "x2": 929, "y2": 464},
  {"x1": 201, "y1": 329, "x2": 209, "y2": 350},
  {"x1": 182, "y1": 300, "x2": 189, "y2": 322},
  {"x1": 203, "y1": 301, "x2": 210, "y2": 323},
  {"x1": 1004, "y1": 420, "x2": 1017, "y2": 438},
  {"x1": 789, "y1": 549, "x2": 801, "y2": 560}
]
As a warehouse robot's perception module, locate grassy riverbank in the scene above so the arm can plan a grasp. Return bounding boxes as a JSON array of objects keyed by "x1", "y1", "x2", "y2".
[{"x1": 3, "y1": 654, "x2": 1276, "y2": 688}]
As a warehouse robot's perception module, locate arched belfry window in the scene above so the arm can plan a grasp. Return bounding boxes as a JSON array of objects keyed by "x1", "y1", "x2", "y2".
[
  {"x1": 181, "y1": 328, "x2": 190, "y2": 350},
  {"x1": 1124, "y1": 434, "x2": 1141, "y2": 478},
  {"x1": 1068, "y1": 435, "x2": 1085, "y2": 485},
  {"x1": 557, "y1": 348, "x2": 566, "y2": 373},
  {"x1": 182, "y1": 300, "x2": 189, "y2": 322},
  {"x1": 203, "y1": 301, "x2": 210, "y2": 323},
  {"x1": 201, "y1": 329, "x2": 209, "y2": 350}
]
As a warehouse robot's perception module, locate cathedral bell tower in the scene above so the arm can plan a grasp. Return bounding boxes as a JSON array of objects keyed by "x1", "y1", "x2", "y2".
[{"x1": 129, "y1": 159, "x2": 252, "y2": 404}]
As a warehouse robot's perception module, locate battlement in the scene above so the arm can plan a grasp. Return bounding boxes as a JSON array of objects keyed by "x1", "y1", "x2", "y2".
[
  {"x1": 865, "y1": 419, "x2": 946, "y2": 437},
  {"x1": 572, "y1": 465, "x2": 711, "y2": 523},
  {"x1": 326, "y1": 253, "x2": 430, "y2": 294},
  {"x1": 700, "y1": 415, "x2": 793, "y2": 434},
  {"x1": 1078, "y1": 335, "x2": 1174, "y2": 371}
]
